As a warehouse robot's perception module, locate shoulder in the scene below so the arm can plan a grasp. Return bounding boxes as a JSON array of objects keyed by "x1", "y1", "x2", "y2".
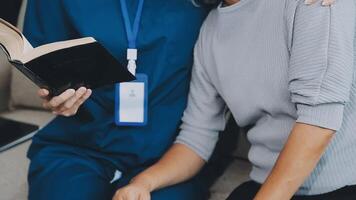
[
  {"x1": 196, "y1": 9, "x2": 218, "y2": 45},
  {"x1": 193, "y1": 8, "x2": 218, "y2": 64},
  {"x1": 285, "y1": 0, "x2": 355, "y2": 47},
  {"x1": 285, "y1": 0, "x2": 355, "y2": 17},
  {"x1": 290, "y1": 0, "x2": 355, "y2": 31}
]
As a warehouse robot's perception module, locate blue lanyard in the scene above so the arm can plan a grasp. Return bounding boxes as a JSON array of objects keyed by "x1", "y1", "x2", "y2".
[{"x1": 120, "y1": 0, "x2": 145, "y2": 49}]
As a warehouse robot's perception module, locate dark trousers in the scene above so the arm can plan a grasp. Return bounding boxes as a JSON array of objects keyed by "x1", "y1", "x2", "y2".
[
  {"x1": 28, "y1": 147, "x2": 209, "y2": 200},
  {"x1": 227, "y1": 181, "x2": 356, "y2": 200}
]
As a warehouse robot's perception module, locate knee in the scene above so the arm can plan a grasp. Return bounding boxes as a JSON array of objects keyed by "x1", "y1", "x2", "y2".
[{"x1": 28, "y1": 157, "x2": 113, "y2": 200}]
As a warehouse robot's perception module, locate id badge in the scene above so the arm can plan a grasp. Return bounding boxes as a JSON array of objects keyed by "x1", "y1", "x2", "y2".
[{"x1": 115, "y1": 73, "x2": 148, "y2": 126}]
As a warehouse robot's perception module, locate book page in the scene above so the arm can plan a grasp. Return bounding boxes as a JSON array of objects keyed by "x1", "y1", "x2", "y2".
[
  {"x1": 0, "y1": 19, "x2": 24, "y2": 61},
  {"x1": 23, "y1": 36, "x2": 33, "y2": 54},
  {"x1": 21, "y1": 37, "x2": 96, "y2": 63}
]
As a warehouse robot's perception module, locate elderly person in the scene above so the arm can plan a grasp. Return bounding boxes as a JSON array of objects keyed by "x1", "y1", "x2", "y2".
[{"x1": 113, "y1": 0, "x2": 356, "y2": 199}]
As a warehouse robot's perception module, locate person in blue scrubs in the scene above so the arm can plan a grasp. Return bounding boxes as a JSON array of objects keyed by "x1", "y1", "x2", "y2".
[{"x1": 23, "y1": 0, "x2": 210, "y2": 199}]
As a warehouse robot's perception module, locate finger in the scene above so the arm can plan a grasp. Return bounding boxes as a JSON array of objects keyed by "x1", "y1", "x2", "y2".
[
  {"x1": 48, "y1": 89, "x2": 75, "y2": 108},
  {"x1": 126, "y1": 192, "x2": 136, "y2": 200},
  {"x1": 304, "y1": 0, "x2": 317, "y2": 5},
  {"x1": 38, "y1": 89, "x2": 49, "y2": 99},
  {"x1": 118, "y1": 192, "x2": 128, "y2": 200},
  {"x1": 42, "y1": 99, "x2": 51, "y2": 110},
  {"x1": 119, "y1": 194, "x2": 126, "y2": 200},
  {"x1": 57, "y1": 109, "x2": 75, "y2": 117},
  {"x1": 112, "y1": 192, "x2": 120, "y2": 200},
  {"x1": 112, "y1": 191, "x2": 119, "y2": 200},
  {"x1": 56, "y1": 89, "x2": 92, "y2": 116},
  {"x1": 114, "y1": 195, "x2": 124, "y2": 200},
  {"x1": 143, "y1": 193, "x2": 151, "y2": 200},
  {"x1": 62, "y1": 87, "x2": 87, "y2": 111},
  {"x1": 139, "y1": 194, "x2": 148, "y2": 200},
  {"x1": 72, "y1": 89, "x2": 92, "y2": 109},
  {"x1": 322, "y1": 0, "x2": 335, "y2": 6},
  {"x1": 57, "y1": 102, "x2": 79, "y2": 116}
]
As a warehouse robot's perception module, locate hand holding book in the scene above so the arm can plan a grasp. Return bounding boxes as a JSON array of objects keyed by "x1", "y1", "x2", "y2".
[
  {"x1": 38, "y1": 87, "x2": 92, "y2": 116},
  {"x1": 0, "y1": 18, "x2": 135, "y2": 117},
  {"x1": 0, "y1": 18, "x2": 135, "y2": 94}
]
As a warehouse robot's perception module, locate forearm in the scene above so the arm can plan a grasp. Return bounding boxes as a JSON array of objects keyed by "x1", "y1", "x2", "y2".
[
  {"x1": 130, "y1": 143, "x2": 205, "y2": 192},
  {"x1": 254, "y1": 123, "x2": 334, "y2": 200}
]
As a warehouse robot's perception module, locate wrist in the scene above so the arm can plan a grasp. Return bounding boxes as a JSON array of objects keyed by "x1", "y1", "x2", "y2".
[{"x1": 130, "y1": 173, "x2": 157, "y2": 192}]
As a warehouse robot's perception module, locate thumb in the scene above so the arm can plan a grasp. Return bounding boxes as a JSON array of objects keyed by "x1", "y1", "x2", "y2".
[{"x1": 38, "y1": 89, "x2": 49, "y2": 99}]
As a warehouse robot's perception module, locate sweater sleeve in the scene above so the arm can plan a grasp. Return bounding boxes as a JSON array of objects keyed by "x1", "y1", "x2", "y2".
[
  {"x1": 175, "y1": 29, "x2": 227, "y2": 161},
  {"x1": 288, "y1": 0, "x2": 355, "y2": 131}
]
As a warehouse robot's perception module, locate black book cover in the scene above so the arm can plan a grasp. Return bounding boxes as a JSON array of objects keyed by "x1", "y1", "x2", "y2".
[{"x1": 10, "y1": 42, "x2": 135, "y2": 96}]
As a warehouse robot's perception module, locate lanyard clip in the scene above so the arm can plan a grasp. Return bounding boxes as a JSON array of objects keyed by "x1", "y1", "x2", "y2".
[{"x1": 127, "y1": 48, "x2": 137, "y2": 76}]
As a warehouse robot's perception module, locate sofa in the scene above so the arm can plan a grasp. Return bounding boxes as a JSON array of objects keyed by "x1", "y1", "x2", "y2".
[{"x1": 0, "y1": 1, "x2": 252, "y2": 199}]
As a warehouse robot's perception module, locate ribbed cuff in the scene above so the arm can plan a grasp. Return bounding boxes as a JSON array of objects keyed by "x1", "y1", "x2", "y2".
[{"x1": 296, "y1": 103, "x2": 345, "y2": 131}]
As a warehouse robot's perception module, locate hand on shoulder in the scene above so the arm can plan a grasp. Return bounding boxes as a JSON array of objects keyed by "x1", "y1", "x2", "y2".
[{"x1": 305, "y1": 0, "x2": 335, "y2": 6}]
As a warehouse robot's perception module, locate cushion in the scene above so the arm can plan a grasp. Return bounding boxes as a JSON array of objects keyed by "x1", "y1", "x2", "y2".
[
  {"x1": 0, "y1": 51, "x2": 12, "y2": 112},
  {"x1": 0, "y1": 108, "x2": 55, "y2": 126},
  {"x1": 9, "y1": 0, "x2": 43, "y2": 110},
  {"x1": 9, "y1": 68, "x2": 44, "y2": 110},
  {"x1": 0, "y1": 108, "x2": 55, "y2": 200},
  {"x1": 0, "y1": 141, "x2": 30, "y2": 200}
]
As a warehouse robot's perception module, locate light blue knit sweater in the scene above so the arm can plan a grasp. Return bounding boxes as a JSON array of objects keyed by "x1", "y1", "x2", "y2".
[{"x1": 176, "y1": 0, "x2": 356, "y2": 195}]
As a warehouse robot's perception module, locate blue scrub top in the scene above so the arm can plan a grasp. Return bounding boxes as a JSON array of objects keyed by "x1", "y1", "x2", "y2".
[{"x1": 24, "y1": 0, "x2": 208, "y2": 171}]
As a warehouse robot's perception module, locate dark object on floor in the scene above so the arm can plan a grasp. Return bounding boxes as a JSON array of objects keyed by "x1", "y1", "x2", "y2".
[{"x1": 0, "y1": 117, "x2": 39, "y2": 152}]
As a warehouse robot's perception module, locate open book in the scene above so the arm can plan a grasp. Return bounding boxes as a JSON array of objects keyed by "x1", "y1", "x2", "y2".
[{"x1": 0, "y1": 18, "x2": 135, "y2": 96}]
